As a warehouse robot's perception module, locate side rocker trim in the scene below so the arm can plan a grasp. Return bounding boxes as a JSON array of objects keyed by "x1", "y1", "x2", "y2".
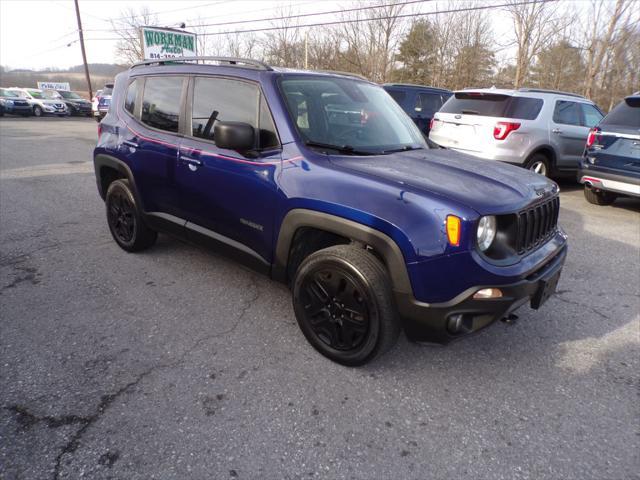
[{"x1": 273, "y1": 209, "x2": 412, "y2": 295}]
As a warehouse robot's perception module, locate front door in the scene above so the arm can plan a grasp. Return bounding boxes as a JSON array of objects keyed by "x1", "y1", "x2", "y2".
[{"x1": 177, "y1": 76, "x2": 282, "y2": 262}]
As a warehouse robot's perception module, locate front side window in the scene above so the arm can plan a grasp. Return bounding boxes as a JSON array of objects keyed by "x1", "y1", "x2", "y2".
[
  {"x1": 553, "y1": 100, "x2": 581, "y2": 126},
  {"x1": 191, "y1": 77, "x2": 278, "y2": 149},
  {"x1": 581, "y1": 103, "x2": 603, "y2": 128},
  {"x1": 140, "y1": 76, "x2": 183, "y2": 133},
  {"x1": 124, "y1": 79, "x2": 138, "y2": 115},
  {"x1": 280, "y1": 76, "x2": 425, "y2": 154}
]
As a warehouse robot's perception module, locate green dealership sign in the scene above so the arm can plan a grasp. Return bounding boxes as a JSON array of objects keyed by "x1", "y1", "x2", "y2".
[{"x1": 140, "y1": 27, "x2": 197, "y2": 60}]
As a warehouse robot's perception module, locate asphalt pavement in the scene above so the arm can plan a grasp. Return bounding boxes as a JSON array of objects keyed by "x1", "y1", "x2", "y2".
[{"x1": 1, "y1": 117, "x2": 639, "y2": 480}]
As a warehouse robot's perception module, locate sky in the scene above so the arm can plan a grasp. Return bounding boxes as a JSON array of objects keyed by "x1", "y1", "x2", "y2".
[{"x1": 0, "y1": 0, "x2": 589, "y2": 71}]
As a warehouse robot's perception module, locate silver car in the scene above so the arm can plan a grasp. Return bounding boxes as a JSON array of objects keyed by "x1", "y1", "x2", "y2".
[{"x1": 429, "y1": 88, "x2": 604, "y2": 177}]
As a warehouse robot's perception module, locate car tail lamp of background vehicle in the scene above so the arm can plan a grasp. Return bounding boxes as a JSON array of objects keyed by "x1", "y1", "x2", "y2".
[
  {"x1": 586, "y1": 127, "x2": 600, "y2": 148},
  {"x1": 493, "y1": 121, "x2": 521, "y2": 140}
]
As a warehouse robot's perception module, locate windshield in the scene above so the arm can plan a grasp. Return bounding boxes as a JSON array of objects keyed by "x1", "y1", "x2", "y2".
[
  {"x1": 0, "y1": 89, "x2": 19, "y2": 98},
  {"x1": 280, "y1": 76, "x2": 426, "y2": 154},
  {"x1": 27, "y1": 90, "x2": 44, "y2": 99},
  {"x1": 43, "y1": 90, "x2": 62, "y2": 99},
  {"x1": 60, "y1": 91, "x2": 82, "y2": 99}
]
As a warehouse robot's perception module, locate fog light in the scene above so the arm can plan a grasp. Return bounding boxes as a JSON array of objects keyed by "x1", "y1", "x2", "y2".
[
  {"x1": 446, "y1": 314, "x2": 464, "y2": 333},
  {"x1": 473, "y1": 288, "x2": 503, "y2": 299}
]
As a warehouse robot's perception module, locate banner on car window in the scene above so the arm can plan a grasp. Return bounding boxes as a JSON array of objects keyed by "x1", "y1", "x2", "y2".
[
  {"x1": 140, "y1": 26, "x2": 197, "y2": 60},
  {"x1": 37, "y1": 82, "x2": 70, "y2": 91}
]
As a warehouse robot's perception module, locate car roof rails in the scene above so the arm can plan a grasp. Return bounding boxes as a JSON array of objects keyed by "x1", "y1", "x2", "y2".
[
  {"x1": 383, "y1": 83, "x2": 450, "y2": 90},
  {"x1": 131, "y1": 56, "x2": 273, "y2": 71},
  {"x1": 518, "y1": 88, "x2": 585, "y2": 99}
]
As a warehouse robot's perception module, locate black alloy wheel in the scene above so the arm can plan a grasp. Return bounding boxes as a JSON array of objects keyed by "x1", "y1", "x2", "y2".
[
  {"x1": 105, "y1": 179, "x2": 157, "y2": 252},
  {"x1": 292, "y1": 245, "x2": 400, "y2": 366}
]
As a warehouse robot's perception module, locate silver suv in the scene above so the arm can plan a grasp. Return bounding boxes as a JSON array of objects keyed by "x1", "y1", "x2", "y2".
[{"x1": 428, "y1": 88, "x2": 604, "y2": 176}]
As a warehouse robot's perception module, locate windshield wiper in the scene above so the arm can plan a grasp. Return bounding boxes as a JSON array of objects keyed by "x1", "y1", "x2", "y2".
[
  {"x1": 304, "y1": 141, "x2": 376, "y2": 155},
  {"x1": 381, "y1": 145, "x2": 425, "y2": 154}
]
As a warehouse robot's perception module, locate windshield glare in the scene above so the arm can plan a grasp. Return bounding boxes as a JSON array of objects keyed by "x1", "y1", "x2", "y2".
[
  {"x1": 280, "y1": 76, "x2": 426, "y2": 154},
  {"x1": 60, "y1": 91, "x2": 82, "y2": 99},
  {"x1": 43, "y1": 90, "x2": 62, "y2": 99}
]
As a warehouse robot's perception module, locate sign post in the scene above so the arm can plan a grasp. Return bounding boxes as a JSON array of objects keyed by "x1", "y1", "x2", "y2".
[{"x1": 140, "y1": 27, "x2": 197, "y2": 60}]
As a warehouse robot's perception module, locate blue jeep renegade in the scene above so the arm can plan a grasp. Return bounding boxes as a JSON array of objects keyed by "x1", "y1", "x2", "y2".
[{"x1": 94, "y1": 57, "x2": 568, "y2": 366}]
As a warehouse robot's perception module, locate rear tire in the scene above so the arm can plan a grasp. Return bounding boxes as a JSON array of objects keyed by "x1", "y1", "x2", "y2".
[
  {"x1": 584, "y1": 186, "x2": 617, "y2": 205},
  {"x1": 525, "y1": 153, "x2": 550, "y2": 177},
  {"x1": 105, "y1": 179, "x2": 157, "y2": 252},
  {"x1": 292, "y1": 244, "x2": 400, "y2": 366}
]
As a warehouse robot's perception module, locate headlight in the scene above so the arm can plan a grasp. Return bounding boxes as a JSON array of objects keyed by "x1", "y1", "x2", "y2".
[
  {"x1": 5, "y1": 100, "x2": 14, "y2": 106},
  {"x1": 477, "y1": 215, "x2": 497, "y2": 251}
]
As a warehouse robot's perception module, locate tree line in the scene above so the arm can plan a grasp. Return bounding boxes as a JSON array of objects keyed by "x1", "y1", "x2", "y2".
[{"x1": 112, "y1": 0, "x2": 639, "y2": 111}]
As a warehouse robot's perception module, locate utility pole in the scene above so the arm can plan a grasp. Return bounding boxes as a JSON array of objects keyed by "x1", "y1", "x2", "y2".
[
  {"x1": 74, "y1": 0, "x2": 93, "y2": 99},
  {"x1": 304, "y1": 30, "x2": 308, "y2": 69}
]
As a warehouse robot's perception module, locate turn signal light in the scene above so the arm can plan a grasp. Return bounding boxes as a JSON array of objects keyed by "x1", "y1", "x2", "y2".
[
  {"x1": 473, "y1": 288, "x2": 503, "y2": 299},
  {"x1": 446, "y1": 215, "x2": 461, "y2": 247},
  {"x1": 493, "y1": 121, "x2": 520, "y2": 140}
]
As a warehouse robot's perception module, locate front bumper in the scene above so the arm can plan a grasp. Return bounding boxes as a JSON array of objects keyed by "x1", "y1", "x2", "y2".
[{"x1": 396, "y1": 243, "x2": 567, "y2": 344}]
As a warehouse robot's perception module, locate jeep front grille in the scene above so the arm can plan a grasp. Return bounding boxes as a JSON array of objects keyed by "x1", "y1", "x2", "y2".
[{"x1": 515, "y1": 196, "x2": 559, "y2": 254}]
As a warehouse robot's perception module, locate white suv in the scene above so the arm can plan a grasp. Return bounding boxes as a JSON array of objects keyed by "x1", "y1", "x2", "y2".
[
  {"x1": 7, "y1": 88, "x2": 68, "y2": 117},
  {"x1": 428, "y1": 88, "x2": 604, "y2": 176}
]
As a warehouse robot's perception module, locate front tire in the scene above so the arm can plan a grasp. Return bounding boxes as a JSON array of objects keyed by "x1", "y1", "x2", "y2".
[
  {"x1": 584, "y1": 186, "x2": 617, "y2": 205},
  {"x1": 526, "y1": 153, "x2": 550, "y2": 177},
  {"x1": 33, "y1": 105, "x2": 43, "y2": 117},
  {"x1": 105, "y1": 179, "x2": 157, "y2": 252},
  {"x1": 292, "y1": 245, "x2": 400, "y2": 366}
]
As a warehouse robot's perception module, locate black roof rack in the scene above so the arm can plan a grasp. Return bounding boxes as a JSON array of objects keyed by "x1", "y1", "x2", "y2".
[
  {"x1": 518, "y1": 88, "x2": 585, "y2": 98},
  {"x1": 131, "y1": 56, "x2": 273, "y2": 71},
  {"x1": 383, "y1": 83, "x2": 450, "y2": 90}
]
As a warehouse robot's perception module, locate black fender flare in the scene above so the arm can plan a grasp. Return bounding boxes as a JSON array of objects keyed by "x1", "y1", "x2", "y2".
[
  {"x1": 94, "y1": 153, "x2": 138, "y2": 202},
  {"x1": 272, "y1": 209, "x2": 413, "y2": 296}
]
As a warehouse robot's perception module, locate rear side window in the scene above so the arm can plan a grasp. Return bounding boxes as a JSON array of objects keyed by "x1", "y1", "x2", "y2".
[
  {"x1": 440, "y1": 93, "x2": 510, "y2": 117},
  {"x1": 124, "y1": 79, "x2": 138, "y2": 115},
  {"x1": 415, "y1": 92, "x2": 446, "y2": 114},
  {"x1": 504, "y1": 97, "x2": 543, "y2": 120},
  {"x1": 386, "y1": 89, "x2": 407, "y2": 104},
  {"x1": 141, "y1": 77, "x2": 183, "y2": 133},
  {"x1": 600, "y1": 97, "x2": 640, "y2": 128},
  {"x1": 191, "y1": 77, "x2": 278, "y2": 149},
  {"x1": 553, "y1": 100, "x2": 581, "y2": 126},
  {"x1": 581, "y1": 103, "x2": 603, "y2": 128}
]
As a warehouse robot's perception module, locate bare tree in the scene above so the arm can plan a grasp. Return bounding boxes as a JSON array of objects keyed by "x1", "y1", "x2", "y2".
[
  {"x1": 111, "y1": 8, "x2": 158, "y2": 65},
  {"x1": 506, "y1": 0, "x2": 568, "y2": 88},
  {"x1": 581, "y1": 0, "x2": 634, "y2": 98}
]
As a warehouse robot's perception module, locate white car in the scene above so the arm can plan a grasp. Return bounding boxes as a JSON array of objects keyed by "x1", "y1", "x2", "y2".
[{"x1": 7, "y1": 87, "x2": 68, "y2": 117}]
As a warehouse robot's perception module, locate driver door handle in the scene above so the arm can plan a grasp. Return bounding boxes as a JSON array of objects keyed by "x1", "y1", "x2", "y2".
[
  {"x1": 180, "y1": 156, "x2": 203, "y2": 167},
  {"x1": 122, "y1": 140, "x2": 139, "y2": 148},
  {"x1": 552, "y1": 128, "x2": 562, "y2": 134}
]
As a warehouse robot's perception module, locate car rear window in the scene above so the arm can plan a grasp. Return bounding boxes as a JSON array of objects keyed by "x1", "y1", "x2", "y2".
[
  {"x1": 386, "y1": 89, "x2": 406, "y2": 103},
  {"x1": 440, "y1": 93, "x2": 542, "y2": 120},
  {"x1": 600, "y1": 97, "x2": 640, "y2": 128}
]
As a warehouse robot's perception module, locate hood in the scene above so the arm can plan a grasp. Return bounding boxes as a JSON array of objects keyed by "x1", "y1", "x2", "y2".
[{"x1": 327, "y1": 147, "x2": 557, "y2": 215}]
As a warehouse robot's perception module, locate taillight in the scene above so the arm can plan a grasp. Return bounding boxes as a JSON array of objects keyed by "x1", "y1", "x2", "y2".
[
  {"x1": 493, "y1": 121, "x2": 520, "y2": 140},
  {"x1": 586, "y1": 128, "x2": 599, "y2": 147},
  {"x1": 97, "y1": 123, "x2": 102, "y2": 138},
  {"x1": 429, "y1": 117, "x2": 435, "y2": 130}
]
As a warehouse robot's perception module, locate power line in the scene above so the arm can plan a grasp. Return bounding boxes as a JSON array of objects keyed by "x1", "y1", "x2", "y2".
[
  {"x1": 83, "y1": 0, "x2": 431, "y2": 34},
  {"x1": 107, "y1": 0, "x2": 230, "y2": 23},
  {"x1": 77, "y1": 0, "x2": 558, "y2": 42}
]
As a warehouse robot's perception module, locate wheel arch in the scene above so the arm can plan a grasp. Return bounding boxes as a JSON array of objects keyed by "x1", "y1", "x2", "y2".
[
  {"x1": 272, "y1": 209, "x2": 413, "y2": 295},
  {"x1": 94, "y1": 154, "x2": 139, "y2": 204},
  {"x1": 526, "y1": 145, "x2": 557, "y2": 170}
]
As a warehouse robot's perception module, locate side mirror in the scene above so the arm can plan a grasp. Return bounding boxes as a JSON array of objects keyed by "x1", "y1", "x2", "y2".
[{"x1": 214, "y1": 121, "x2": 255, "y2": 151}]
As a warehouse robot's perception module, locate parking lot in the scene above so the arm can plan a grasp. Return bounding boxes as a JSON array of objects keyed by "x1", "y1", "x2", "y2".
[{"x1": 0, "y1": 116, "x2": 638, "y2": 479}]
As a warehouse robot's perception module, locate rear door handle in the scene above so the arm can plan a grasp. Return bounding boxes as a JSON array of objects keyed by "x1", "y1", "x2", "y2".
[
  {"x1": 552, "y1": 128, "x2": 562, "y2": 134},
  {"x1": 180, "y1": 156, "x2": 203, "y2": 167},
  {"x1": 122, "y1": 140, "x2": 138, "y2": 148}
]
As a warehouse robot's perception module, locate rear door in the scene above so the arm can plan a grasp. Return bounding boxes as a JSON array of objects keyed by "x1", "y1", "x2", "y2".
[{"x1": 551, "y1": 100, "x2": 592, "y2": 169}]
